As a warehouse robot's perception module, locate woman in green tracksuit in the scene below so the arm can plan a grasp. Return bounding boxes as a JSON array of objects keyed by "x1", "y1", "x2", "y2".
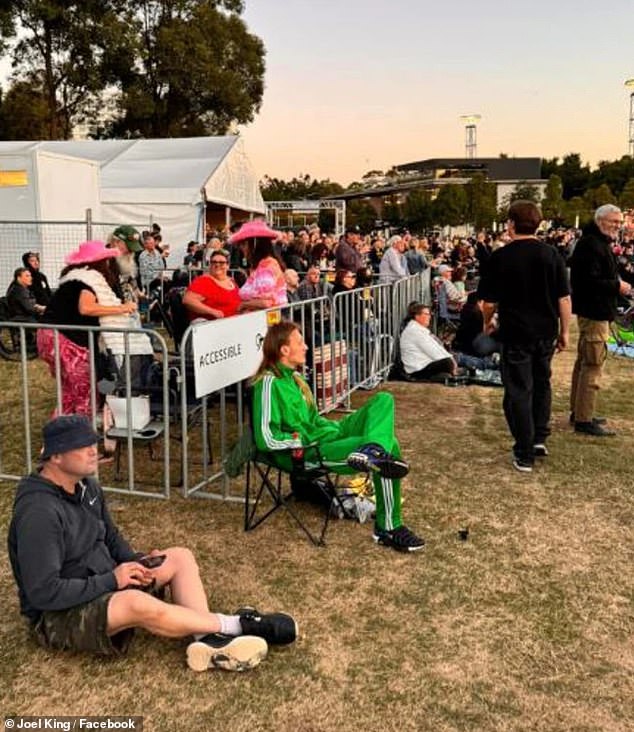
[{"x1": 251, "y1": 321, "x2": 424, "y2": 553}]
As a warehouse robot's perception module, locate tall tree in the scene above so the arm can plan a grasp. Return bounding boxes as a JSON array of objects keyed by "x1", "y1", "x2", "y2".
[
  {"x1": 105, "y1": 0, "x2": 265, "y2": 137},
  {"x1": 403, "y1": 189, "x2": 433, "y2": 232},
  {"x1": 0, "y1": 1, "x2": 131, "y2": 138},
  {"x1": 464, "y1": 173, "x2": 497, "y2": 229},
  {"x1": 583, "y1": 184, "x2": 616, "y2": 210},
  {"x1": 432, "y1": 185, "x2": 467, "y2": 226},
  {"x1": 496, "y1": 182, "x2": 541, "y2": 221},
  {"x1": 346, "y1": 200, "x2": 378, "y2": 233},
  {"x1": 541, "y1": 174, "x2": 565, "y2": 222},
  {"x1": 619, "y1": 178, "x2": 634, "y2": 210},
  {"x1": 510, "y1": 181, "x2": 542, "y2": 203},
  {"x1": 260, "y1": 174, "x2": 344, "y2": 201},
  {"x1": 588, "y1": 156, "x2": 634, "y2": 196},
  {"x1": 382, "y1": 195, "x2": 403, "y2": 227},
  {"x1": 0, "y1": 80, "x2": 54, "y2": 139},
  {"x1": 543, "y1": 154, "x2": 591, "y2": 199},
  {"x1": 562, "y1": 196, "x2": 592, "y2": 227}
]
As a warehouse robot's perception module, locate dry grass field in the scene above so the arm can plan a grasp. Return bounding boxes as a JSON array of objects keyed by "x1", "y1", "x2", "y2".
[{"x1": 0, "y1": 341, "x2": 632, "y2": 732}]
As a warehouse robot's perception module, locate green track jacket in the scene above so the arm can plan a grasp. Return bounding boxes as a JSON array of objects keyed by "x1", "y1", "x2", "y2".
[{"x1": 252, "y1": 363, "x2": 339, "y2": 451}]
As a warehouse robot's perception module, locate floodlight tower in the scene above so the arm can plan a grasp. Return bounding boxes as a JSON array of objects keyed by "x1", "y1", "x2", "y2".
[
  {"x1": 460, "y1": 114, "x2": 481, "y2": 159},
  {"x1": 625, "y1": 79, "x2": 634, "y2": 156}
]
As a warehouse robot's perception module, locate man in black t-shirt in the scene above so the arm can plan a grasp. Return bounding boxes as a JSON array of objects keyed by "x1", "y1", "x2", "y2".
[{"x1": 477, "y1": 201, "x2": 571, "y2": 473}]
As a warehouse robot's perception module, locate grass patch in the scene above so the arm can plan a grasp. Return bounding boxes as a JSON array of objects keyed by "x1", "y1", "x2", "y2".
[{"x1": 0, "y1": 340, "x2": 633, "y2": 731}]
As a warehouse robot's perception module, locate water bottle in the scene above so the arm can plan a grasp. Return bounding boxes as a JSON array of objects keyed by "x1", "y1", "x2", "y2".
[{"x1": 290, "y1": 431, "x2": 304, "y2": 472}]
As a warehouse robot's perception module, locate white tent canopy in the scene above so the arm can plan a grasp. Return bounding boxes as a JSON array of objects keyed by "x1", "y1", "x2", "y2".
[{"x1": 0, "y1": 136, "x2": 265, "y2": 268}]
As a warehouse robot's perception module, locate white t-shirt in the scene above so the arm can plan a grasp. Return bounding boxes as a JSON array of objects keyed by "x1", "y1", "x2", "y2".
[{"x1": 399, "y1": 319, "x2": 451, "y2": 374}]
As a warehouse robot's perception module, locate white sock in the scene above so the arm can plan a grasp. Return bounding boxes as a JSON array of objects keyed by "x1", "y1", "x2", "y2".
[{"x1": 217, "y1": 614, "x2": 243, "y2": 636}]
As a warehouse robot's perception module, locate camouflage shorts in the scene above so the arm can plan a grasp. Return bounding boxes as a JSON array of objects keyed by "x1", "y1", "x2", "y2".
[{"x1": 32, "y1": 583, "x2": 165, "y2": 656}]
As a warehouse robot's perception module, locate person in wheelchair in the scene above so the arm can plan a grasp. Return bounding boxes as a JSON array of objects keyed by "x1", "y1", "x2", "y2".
[
  {"x1": 6, "y1": 267, "x2": 45, "y2": 321},
  {"x1": 251, "y1": 321, "x2": 424, "y2": 553},
  {"x1": 5, "y1": 267, "x2": 44, "y2": 352}
]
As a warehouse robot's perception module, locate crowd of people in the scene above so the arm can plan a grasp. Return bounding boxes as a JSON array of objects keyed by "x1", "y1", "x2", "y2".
[
  {"x1": 5, "y1": 210, "x2": 634, "y2": 422},
  {"x1": 4, "y1": 201, "x2": 634, "y2": 675}
]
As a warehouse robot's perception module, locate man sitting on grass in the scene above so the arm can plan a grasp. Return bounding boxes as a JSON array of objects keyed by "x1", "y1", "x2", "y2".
[
  {"x1": 399, "y1": 302, "x2": 459, "y2": 380},
  {"x1": 251, "y1": 321, "x2": 425, "y2": 553},
  {"x1": 8, "y1": 415, "x2": 296, "y2": 672}
]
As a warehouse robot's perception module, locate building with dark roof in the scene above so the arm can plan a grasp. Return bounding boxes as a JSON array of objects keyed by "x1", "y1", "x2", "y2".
[{"x1": 325, "y1": 156, "x2": 546, "y2": 220}]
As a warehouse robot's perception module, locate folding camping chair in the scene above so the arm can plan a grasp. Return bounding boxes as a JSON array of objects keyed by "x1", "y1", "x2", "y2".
[
  {"x1": 243, "y1": 391, "x2": 354, "y2": 546},
  {"x1": 433, "y1": 280, "x2": 460, "y2": 344},
  {"x1": 610, "y1": 302, "x2": 634, "y2": 357}
]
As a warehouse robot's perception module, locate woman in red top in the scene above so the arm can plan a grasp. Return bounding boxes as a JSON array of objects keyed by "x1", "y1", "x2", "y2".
[{"x1": 183, "y1": 249, "x2": 242, "y2": 320}]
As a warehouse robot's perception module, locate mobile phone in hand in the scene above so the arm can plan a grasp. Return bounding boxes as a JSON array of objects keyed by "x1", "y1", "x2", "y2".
[{"x1": 138, "y1": 554, "x2": 166, "y2": 569}]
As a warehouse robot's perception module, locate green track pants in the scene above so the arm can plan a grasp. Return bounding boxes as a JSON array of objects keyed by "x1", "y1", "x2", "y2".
[{"x1": 314, "y1": 392, "x2": 403, "y2": 531}]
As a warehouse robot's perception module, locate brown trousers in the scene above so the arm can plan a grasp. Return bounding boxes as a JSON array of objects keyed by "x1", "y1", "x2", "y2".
[{"x1": 570, "y1": 318, "x2": 609, "y2": 422}]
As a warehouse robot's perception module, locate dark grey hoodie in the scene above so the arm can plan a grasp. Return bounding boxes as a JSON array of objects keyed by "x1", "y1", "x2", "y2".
[{"x1": 8, "y1": 472, "x2": 138, "y2": 624}]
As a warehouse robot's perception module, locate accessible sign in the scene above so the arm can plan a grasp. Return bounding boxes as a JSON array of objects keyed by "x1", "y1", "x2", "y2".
[{"x1": 191, "y1": 310, "x2": 268, "y2": 398}]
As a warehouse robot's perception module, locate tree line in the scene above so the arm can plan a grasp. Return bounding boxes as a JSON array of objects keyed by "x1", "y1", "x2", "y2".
[
  {"x1": 261, "y1": 154, "x2": 634, "y2": 232},
  {"x1": 0, "y1": 1, "x2": 265, "y2": 139}
]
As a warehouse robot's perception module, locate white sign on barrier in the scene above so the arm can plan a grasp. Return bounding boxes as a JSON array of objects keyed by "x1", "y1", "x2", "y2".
[{"x1": 191, "y1": 311, "x2": 268, "y2": 397}]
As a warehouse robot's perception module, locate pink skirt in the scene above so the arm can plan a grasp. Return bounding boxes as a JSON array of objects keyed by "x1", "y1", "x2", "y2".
[{"x1": 37, "y1": 329, "x2": 94, "y2": 417}]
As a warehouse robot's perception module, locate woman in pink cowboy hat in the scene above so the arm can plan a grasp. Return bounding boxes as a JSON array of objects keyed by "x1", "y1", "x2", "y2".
[
  {"x1": 37, "y1": 241, "x2": 138, "y2": 418},
  {"x1": 229, "y1": 220, "x2": 287, "y2": 308}
]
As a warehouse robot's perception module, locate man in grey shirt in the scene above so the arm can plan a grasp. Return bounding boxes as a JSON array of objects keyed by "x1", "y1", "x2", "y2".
[{"x1": 379, "y1": 235, "x2": 409, "y2": 284}]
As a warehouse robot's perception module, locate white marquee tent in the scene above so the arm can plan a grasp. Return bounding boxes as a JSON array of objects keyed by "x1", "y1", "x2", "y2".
[{"x1": 0, "y1": 136, "x2": 265, "y2": 282}]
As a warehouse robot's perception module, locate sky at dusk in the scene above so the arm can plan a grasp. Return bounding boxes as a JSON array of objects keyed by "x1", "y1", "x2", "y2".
[{"x1": 240, "y1": 0, "x2": 634, "y2": 185}]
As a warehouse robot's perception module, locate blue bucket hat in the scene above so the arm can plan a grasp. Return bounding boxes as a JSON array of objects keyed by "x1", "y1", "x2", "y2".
[{"x1": 41, "y1": 415, "x2": 99, "y2": 459}]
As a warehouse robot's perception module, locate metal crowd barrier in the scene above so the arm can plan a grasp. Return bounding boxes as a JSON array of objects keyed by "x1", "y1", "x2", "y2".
[
  {"x1": 332, "y1": 282, "x2": 395, "y2": 403},
  {"x1": 0, "y1": 271, "x2": 432, "y2": 503},
  {"x1": 176, "y1": 274, "x2": 430, "y2": 500},
  {"x1": 176, "y1": 295, "x2": 332, "y2": 500},
  {"x1": 0, "y1": 320, "x2": 171, "y2": 498}
]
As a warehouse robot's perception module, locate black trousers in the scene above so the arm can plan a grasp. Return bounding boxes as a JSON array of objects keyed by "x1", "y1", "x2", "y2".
[
  {"x1": 408, "y1": 357, "x2": 454, "y2": 381},
  {"x1": 500, "y1": 339, "x2": 555, "y2": 463}
]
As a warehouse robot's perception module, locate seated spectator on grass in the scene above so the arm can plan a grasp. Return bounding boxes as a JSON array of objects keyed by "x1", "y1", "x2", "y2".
[
  {"x1": 252, "y1": 321, "x2": 424, "y2": 553},
  {"x1": 332, "y1": 268, "x2": 357, "y2": 296},
  {"x1": 285, "y1": 269, "x2": 300, "y2": 303},
  {"x1": 231, "y1": 221, "x2": 288, "y2": 308},
  {"x1": 453, "y1": 292, "x2": 499, "y2": 358},
  {"x1": 22, "y1": 251, "x2": 51, "y2": 307},
  {"x1": 399, "y1": 303, "x2": 458, "y2": 380},
  {"x1": 8, "y1": 415, "x2": 297, "y2": 672},
  {"x1": 356, "y1": 265, "x2": 374, "y2": 288},
  {"x1": 6, "y1": 267, "x2": 44, "y2": 352},
  {"x1": 183, "y1": 249, "x2": 244, "y2": 321},
  {"x1": 297, "y1": 266, "x2": 330, "y2": 301},
  {"x1": 452, "y1": 292, "x2": 500, "y2": 371},
  {"x1": 437, "y1": 264, "x2": 467, "y2": 312}
]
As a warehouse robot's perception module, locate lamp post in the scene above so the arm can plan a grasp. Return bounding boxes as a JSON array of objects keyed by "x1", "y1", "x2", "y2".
[
  {"x1": 625, "y1": 79, "x2": 634, "y2": 157},
  {"x1": 459, "y1": 114, "x2": 481, "y2": 159}
]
